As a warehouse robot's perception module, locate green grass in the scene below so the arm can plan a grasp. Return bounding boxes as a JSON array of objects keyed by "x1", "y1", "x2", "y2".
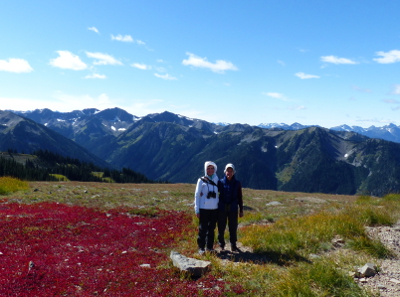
[
  {"x1": 49, "y1": 174, "x2": 69, "y2": 181},
  {"x1": 241, "y1": 204, "x2": 395, "y2": 260},
  {"x1": 0, "y1": 177, "x2": 29, "y2": 195}
]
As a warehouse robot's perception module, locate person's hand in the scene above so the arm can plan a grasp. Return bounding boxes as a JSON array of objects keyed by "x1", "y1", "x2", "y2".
[{"x1": 239, "y1": 211, "x2": 244, "y2": 218}]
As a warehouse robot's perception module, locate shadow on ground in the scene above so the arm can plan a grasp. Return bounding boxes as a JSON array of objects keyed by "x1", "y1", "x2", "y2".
[{"x1": 215, "y1": 242, "x2": 311, "y2": 266}]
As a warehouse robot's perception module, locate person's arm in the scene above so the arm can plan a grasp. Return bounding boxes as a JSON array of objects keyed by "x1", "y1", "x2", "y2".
[
  {"x1": 194, "y1": 179, "x2": 202, "y2": 217},
  {"x1": 238, "y1": 182, "x2": 244, "y2": 217}
]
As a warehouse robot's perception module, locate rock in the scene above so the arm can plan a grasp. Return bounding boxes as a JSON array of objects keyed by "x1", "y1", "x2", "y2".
[
  {"x1": 359, "y1": 263, "x2": 377, "y2": 277},
  {"x1": 266, "y1": 201, "x2": 282, "y2": 206},
  {"x1": 389, "y1": 278, "x2": 400, "y2": 284},
  {"x1": 331, "y1": 236, "x2": 345, "y2": 248},
  {"x1": 140, "y1": 264, "x2": 151, "y2": 268},
  {"x1": 294, "y1": 197, "x2": 327, "y2": 203},
  {"x1": 309, "y1": 253, "x2": 320, "y2": 259},
  {"x1": 170, "y1": 251, "x2": 211, "y2": 277}
]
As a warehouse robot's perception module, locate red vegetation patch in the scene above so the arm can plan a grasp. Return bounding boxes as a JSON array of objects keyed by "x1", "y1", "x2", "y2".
[{"x1": 0, "y1": 202, "x2": 234, "y2": 296}]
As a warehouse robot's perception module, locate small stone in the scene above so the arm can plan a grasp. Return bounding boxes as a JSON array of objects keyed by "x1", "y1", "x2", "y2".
[
  {"x1": 266, "y1": 201, "x2": 282, "y2": 206},
  {"x1": 309, "y1": 254, "x2": 320, "y2": 259},
  {"x1": 359, "y1": 263, "x2": 377, "y2": 277},
  {"x1": 389, "y1": 278, "x2": 400, "y2": 284},
  {"x1": 140, "y1": 264, "x2": 151, "y2": 268}
]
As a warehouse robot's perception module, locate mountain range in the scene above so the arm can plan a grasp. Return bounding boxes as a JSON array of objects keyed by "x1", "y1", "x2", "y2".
[{"x1": 3, "y1": 107, "x2": 400, "y2": 196}]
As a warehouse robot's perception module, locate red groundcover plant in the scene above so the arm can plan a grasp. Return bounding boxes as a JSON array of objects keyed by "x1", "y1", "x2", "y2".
[{"x1": 0, "y1": 202, "x2": 243, "y2": 296}]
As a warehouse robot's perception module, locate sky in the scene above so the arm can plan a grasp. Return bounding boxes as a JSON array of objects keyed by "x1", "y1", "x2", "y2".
[{"x1": 1, "y1": 0, "x2": 400, "y2": 128}]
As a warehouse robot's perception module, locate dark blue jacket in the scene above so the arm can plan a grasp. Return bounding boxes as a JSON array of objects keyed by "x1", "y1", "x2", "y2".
[{"x1": 218, "y1": 175, "x2": 243, "y2": 212}]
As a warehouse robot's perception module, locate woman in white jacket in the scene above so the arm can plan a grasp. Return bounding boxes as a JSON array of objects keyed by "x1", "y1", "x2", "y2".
[{"x1": 194, "y1": 161, "x2": 219, "y2": 255}]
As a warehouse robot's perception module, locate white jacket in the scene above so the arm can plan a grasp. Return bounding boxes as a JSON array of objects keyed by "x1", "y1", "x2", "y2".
[{"x1": 194, "y1": 161, "x2": 219, "y2": 214}]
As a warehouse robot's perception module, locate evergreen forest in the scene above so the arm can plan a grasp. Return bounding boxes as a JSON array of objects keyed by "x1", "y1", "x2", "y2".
[{"x1": 0, "y1": 149, "x2": 153, "y2": 184}]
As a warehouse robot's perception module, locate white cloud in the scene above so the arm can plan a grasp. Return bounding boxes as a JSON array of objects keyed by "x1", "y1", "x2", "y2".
[
  {"x1": 277, "y1": 60, "x2": 286, "y2": 66},
  {"x1": 111, "y1": 34, "x2": 133, "y2": 42},
  {"x1": 88, "y1": 27, "x2": 99, "y2": 34},
  {"x1": 154, "y1": 73, "x2": 177, "y2": 80},
  {"x1": 53, "y1": 92, "x2": 114, "y2": 108},
  {"x1": 132, "y1": 63, "x2": 151, "y2": 70},
  {"x1": 123, "y1": 99, "x2": 165, "y2": 117},
  {"x1": 263, "y1": 92, "x2": 287, "y2": 101},
  {"x1": 136, "y1": 40, "x2": 145, "y2": 45},
  {"x1": 392, "y1": 84, "x2": 400, "y2": 95},
  {"x1": 288, "y1": 105, "x2": 306, "y2": 110},
  {"x1": 383, "y1": 98, "x2": 400, "y2": 104},
  {"x1": 295, "y1": 72, "x2": 320, "y2": 79},
  {"x1": 84, "y1": 73, "x2": 106, "y2": 79},
  {"x1": 155, "y1": 66, "x2": 166, "y2": 73},
  {"x1": 352, "y1": 85, "x2": 372, "y2": 93},
  {"x1": 1, "y1": 92, "x2": 116, "y2": 112},
  {"x1": 320, "y1": 55, "x2": 357, "y2": 64},
  {"x1": 49, "y1": 51, "x2": 87, "y2": 70},
  {"x1": 182, "y1": 52, "x2": 238, "y2": 73},
  {"x1": 86, "y1": 52, "x2": 123, "y2": 65},
  {"x1": 373, "y1": 50, "x2": 400, "y2": 64},
  {"x1": 0, "y1": 58, "x2": 33, "y2": 73}
]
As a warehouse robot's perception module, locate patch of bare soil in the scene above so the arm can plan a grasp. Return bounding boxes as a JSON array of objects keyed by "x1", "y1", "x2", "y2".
[{"x1": 358, "y1": 221, "x2": 400, "y2": 296}]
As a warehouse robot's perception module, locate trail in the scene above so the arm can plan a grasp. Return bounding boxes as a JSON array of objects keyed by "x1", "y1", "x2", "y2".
[{"x1": 359, "y1": 221, "x2": 400, "y2": 296}]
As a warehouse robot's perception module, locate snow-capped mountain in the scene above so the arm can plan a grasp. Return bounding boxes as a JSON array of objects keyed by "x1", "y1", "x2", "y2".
[
  {"x1": 9, "y1": 107, "x2": 400, "y2": 144},
  {"x1": 258, "y1": 122, "x2": 316, "y2": 130}
]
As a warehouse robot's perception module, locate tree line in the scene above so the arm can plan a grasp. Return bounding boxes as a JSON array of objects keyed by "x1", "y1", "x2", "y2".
[{"x1": 0, "y1": 149, "x2": 153, "y2": 184}]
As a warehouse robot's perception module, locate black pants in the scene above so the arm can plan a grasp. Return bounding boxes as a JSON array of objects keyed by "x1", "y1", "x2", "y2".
[
  {"x1": 218, "y1": 210, "x2": 238, "y2": 248},
  {"x1": 197, "y1": 209, "x2": 218, "y2": 250}
]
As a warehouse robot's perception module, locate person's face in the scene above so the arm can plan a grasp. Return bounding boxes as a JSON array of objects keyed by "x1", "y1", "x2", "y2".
[
  {"x1": 207, "y1": 165, "x2": 215, "y2": 176},
  {"x1": 225, "y1": 167, "x2": 234, "y2": 180}
]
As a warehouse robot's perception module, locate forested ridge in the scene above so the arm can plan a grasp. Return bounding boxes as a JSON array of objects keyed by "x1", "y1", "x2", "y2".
[{"x1": 0, "y1": 149, "x2": 153, "y2": 184}]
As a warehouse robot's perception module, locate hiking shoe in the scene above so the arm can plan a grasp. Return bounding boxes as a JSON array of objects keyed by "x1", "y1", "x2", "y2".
[
  {"x1": 198, "y1": 249, "x2": 205, "y2": 255},
  {"x1": 206, "y1": 248, "x2": 217, "y2": 254},
  {"x1": 231, "y1": 245, "x2": 240, "y2": 252}
]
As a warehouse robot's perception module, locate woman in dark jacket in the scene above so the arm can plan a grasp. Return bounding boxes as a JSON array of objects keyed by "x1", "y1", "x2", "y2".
[{"x1": 217, "y1": 163, "x2": 243, "y2": 252}]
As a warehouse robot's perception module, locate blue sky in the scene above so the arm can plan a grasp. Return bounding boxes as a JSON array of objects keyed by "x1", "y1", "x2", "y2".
[{"x1": 1, "y1": 0, "x2": 400, "y2": 128}]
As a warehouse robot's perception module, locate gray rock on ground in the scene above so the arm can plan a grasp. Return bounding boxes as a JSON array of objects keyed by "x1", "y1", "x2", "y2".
[
  {"x1": 359, "y1": 263, "x2": 377, "y2": 277},
  {"x1": 170, "y1": 251, "x2": 211, "y2": 277}
]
